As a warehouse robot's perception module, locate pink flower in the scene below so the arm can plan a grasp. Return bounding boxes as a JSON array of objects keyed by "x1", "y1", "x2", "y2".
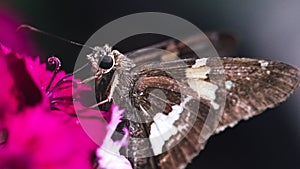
[
  {"x1": 0, "y1": 44, "x2": 131, "y2": 169},
  {"x1": 97, "y1": 107, "x2": 132, "y2": 169}
]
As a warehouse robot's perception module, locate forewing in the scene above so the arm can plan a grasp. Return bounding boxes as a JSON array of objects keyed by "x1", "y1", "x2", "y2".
[
  {"x1": 215, "y1": 57, "x2": 300, "y2": 132},
  {"x1": 122, "y1": 56, "x2": 226, "y2": 169},
  {"x1": 126, "y1": 32, "x2": 238, "y2": 64},
  {"x1": 117, "y1": 32, "x2": 300, "y2": 169}
]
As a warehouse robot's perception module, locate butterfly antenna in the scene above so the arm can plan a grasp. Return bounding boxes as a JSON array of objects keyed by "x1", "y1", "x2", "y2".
[
  {"x1": 16, "y1": 24, "x2": 95, "y2": 50},
  {"x1": 17, "y1": 25, "x2": 96, "y2": 92}
]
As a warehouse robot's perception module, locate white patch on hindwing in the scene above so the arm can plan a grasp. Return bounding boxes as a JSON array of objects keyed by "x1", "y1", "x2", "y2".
[{"x1": 149, "y1": 96, "x2": 192, "y2": 155}]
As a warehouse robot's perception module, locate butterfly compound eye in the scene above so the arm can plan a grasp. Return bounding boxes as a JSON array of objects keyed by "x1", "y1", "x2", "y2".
[{"x1": 99, "y1": 55, "x2": 114, "y2": 69}]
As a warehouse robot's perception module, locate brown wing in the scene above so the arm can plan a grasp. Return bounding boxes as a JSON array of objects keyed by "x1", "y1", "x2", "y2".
[
  {"x1": 121, "y1": 57, "x2": 300, "y2": 169},
  {"x1": 215, "y1": 57, "x2": 300, "y2": 133},
  {"x1": 114, "y1": 32, "x2": 234, "y2": 169},
  {"x1": 126, "y1": 32, "x2": 238, "y2": 64},
  {"x1": 123, "y1": 68, "x2": 218, "y2": 169},
  {"x1": 118, "y1": 33, "x2": 300, "y2": 169}
]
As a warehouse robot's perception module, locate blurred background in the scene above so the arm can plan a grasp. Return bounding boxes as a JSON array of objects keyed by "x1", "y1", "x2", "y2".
[{"x1": 0, "y1": 0, "x2": 299, "y2": 169}]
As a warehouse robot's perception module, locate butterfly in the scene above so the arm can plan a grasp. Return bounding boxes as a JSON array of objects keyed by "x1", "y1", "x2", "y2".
[{"x1": 72, "y1": 32, "x2": 300, "y2": 169}]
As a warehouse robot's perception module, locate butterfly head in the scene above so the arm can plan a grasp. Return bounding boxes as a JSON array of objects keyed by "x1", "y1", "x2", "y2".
[
  {"x1": 87, "y1": 44, "x2": 120, "y2": 75},
  {"x1": 87, "y1": 44, "x2": 135, "y2": 79}
]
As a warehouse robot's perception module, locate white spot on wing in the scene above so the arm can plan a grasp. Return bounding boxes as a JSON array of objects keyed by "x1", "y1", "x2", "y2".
[
  {"x1": 186, "y1": 58, "x2": 211, "y2": 79},
  {"x1": 225, "y1": 80, "x2": 233, "y2": 90},
  {"x1": 187, "y1": 80, "x2": 218, "y2": 101},
  {"x1": 258, "y1": 60, "x2": 269, "y2": 69},
  {"x1": 149, "y1": 96, "x2": 192, "y2": 155},
  {"x1": 192, "y1": 58, "x2": 208, "y2": 68},
  {"x1": 211, "y1": 101, "x2": 220, "y2": 110},
  {"x1": 185, "y1": 67, "x2": 211, "y2": 79},
  {"x1": 187, "y1": 79, "x2": 220, "y2": 109}
]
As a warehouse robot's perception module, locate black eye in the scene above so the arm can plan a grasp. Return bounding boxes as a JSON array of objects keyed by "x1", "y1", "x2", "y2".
[{"x1": 99, "y1": 55, "x2": 114, "y2": 69}]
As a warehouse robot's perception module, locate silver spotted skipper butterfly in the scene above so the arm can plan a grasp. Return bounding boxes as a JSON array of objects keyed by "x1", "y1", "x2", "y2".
[{"x1": 76, "y1": 32, "x2": 300, "y2": 169}]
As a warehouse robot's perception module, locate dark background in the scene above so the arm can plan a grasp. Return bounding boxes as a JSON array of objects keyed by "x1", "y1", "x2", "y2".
[{"x1": 1, "y1": 1, "x2": 300, "y2": 169}]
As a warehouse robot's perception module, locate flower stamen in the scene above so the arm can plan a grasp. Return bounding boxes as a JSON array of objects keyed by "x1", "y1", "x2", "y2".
[{"x1": 46, "y1": 56, "x2": 61, "y2": 92}]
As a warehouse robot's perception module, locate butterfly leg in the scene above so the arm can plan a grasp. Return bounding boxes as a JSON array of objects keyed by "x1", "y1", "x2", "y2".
[
  {"x1": 80, "y1": 70, "x2": 103, "y2": 84},
  {"x1": 88, "y1": 98, "x2": 111, "y2": 109},
  {"x1": 88, "y1": 73, "x2": 119, "y2": 109}
]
